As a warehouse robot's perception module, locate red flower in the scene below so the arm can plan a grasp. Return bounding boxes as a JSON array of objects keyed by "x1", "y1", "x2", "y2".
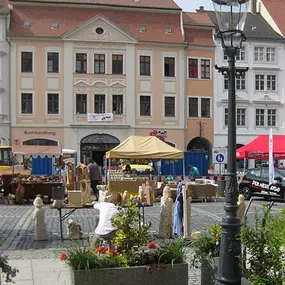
[
  {"x1": 60, "y1": 253, "x2": 67, "y2": 261},
  {"x1": 108, "y1": 249, "x2": 119, "y2": 256},
  {"x1": 94, "y1": 247, "x2": 107, "y2": 254},
  {"x1": 147, "y1": 242, "x2": 156, "y2": 249}
]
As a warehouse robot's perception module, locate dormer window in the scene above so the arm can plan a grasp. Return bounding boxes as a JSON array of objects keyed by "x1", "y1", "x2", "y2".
[
  {"x1": 51, "y1": 23, "x2": 59, "y2": 29},
  {"x1": 166, "y1": 27, "x2": 172, "y2": 34},
  {"x1": 23, "y1": 22, "x2": 31, "y2": 29},
  {"x1": 140, "y1": 26, "x2": 146, "y2": 33}
]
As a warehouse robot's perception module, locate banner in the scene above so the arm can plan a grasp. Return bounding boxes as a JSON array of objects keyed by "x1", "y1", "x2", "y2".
[
  {"x1": 87, "y1": 113, "x2": 113, "y2": 122},
  {"x1": 269, "y1": 128, "x2": 274, "y2": 185}
]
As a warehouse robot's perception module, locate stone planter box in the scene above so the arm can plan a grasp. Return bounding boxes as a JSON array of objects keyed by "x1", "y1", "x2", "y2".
[
  {"x1": 201, "y1": 257, "x2": 249, "y2": 285},
  {"x1": 70, "y1": 263, "x2": 188, "y2": 285}
]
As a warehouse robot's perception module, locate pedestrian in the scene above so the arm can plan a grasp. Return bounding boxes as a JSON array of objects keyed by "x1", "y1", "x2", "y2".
[
  {"x1": 87, "y1": 158, "x2": 100, "y2": 201},
  {"x1": 188, "y1": 165, "x2": 200, "y2": 181}
]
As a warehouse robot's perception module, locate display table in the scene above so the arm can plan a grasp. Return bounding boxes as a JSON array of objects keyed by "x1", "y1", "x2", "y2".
[
  {"x1": 11, "y1": 182, "x2": 64, "y2": 200},
  {"x1": 51, "y1": 205, "x2": 93, "y2": 241},
  {"x1": 108, "y1": 180, "x2": 154, "y2": 195},
  {"x1": 186, "y1": 183, "x2": 217, "y2": 202}
]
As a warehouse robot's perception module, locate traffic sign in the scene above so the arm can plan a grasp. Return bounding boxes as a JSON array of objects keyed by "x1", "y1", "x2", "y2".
[{"x1": 216, "y1": 154, "x2": 224, "y2": 163}]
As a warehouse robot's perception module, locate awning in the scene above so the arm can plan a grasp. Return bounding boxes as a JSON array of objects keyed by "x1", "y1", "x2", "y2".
[
  {"x1": 106, "y1": 136, "x2": 183, "y2": 160},
  {"x1": 236, "y1": 135, "x2": 285, "y2": 159},
  {"x1": 12, "y1": 145, "x2": 62, "y2": 158}
]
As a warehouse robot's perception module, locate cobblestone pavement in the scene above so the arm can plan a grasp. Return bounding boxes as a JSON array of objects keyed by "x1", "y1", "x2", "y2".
[{"x1": 0, "y1": 199, "x2": 284, "y2": 284}]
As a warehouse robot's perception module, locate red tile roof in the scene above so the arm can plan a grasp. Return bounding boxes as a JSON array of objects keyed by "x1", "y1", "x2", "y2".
[
  {"x1": 183, "y1": 12, "x2": 214, "y2": 27},
  {"x1": 261, "y1": 0, "x2": 285, "y2": 36},
  {"x1": 9, "y1": 6, "x2": 184, "y2": 43},
  {"x1": 184, "y1": 27, "x2": 214, "y2": 47},
  {"x1": 11, "y1": 0, "x2": 180, "y2": 10}
]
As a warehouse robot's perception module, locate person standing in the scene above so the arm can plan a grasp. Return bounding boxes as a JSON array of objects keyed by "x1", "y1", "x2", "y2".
[
  {"x1": 87, "y1": 159, "x2": 100, "y2": 201},
  {"x1": 188, "y1": 165, "x2": 200, "y2": 181}
]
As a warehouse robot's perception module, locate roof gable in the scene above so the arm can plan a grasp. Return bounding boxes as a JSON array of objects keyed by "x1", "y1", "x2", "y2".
[{"x1": 62, "y1": 14, "x2": 137, "y2": 43}]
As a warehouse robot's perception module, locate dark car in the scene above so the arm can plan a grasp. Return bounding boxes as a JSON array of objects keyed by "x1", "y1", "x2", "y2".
[{"x1": 239, "y1": 167, "x2": 285, "y2": 201}]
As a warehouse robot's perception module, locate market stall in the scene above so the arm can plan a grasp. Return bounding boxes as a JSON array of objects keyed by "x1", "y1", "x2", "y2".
[
  {"x1": 106, "y1": 136, "x2": 185, "y2": 195},
  {"x1": 10, "y1": 145, "x2": 64, "y2": 202}
]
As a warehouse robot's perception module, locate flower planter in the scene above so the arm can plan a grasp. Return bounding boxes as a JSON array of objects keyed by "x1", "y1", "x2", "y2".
[
  {"x1": 201, "y1": 257, "x2": 250, "y2": 285},
  {"x1": 70, "y1": 263, "x2": 188, "y2": 285}
]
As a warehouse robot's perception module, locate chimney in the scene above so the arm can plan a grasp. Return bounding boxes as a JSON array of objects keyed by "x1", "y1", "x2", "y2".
[
  {"x1": 196, "y1": 6, "x2": 205, "y2": 12},
  {"x1": 252, "y1": 0, "x2": 257, "y2": 14}
]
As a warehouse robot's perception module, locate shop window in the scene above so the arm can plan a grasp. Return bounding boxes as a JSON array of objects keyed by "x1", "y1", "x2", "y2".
[{"x1": 23, "y1": 139, "x2": 58, "y2": 146}]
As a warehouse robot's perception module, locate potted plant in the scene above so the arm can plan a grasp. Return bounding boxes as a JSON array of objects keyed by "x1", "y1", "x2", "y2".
[
  {"x1": 190, "y1": 222, "x2": 222, "y2": 285},
  {"x1": 0, "y1": 251, "x2": 19, "y2": 284},
  {"x1": 240, "y1": 206, "x2": 285, "y2": 285},
  {"x1": 61, "y1": 199, "x2": 188, "y2": 285}
]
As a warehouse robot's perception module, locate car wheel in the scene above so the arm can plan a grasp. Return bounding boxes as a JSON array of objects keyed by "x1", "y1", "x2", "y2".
[{"x1": 240, "y1": 187, "x2": 251, "y2": 200}]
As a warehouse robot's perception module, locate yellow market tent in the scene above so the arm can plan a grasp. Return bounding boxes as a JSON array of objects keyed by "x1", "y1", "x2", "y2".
[{"x1": 106, "y1": 136, "x2": 183, "y2": 160}]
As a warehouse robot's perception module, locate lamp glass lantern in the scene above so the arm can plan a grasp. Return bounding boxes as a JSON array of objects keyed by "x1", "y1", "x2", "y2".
[{"x1": 212, "y1": 0, "x2": 249, "y2": 49}]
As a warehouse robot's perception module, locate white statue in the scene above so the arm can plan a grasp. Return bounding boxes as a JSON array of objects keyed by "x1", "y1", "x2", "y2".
[
  {"x1": 97, "y1": 185, "x2": 109, "y2": 203},
  {"x1": 138, "y1": 186, "x2": 146, "y2": 204},
  {"x1": 159, "y1": 186, "x2": 173, "y2": 238},
  {"x1": 122, "y1": 190, "x2": 128, "y2": 206},
  {"x1": 237, "y1": 194, "x2": 246, "y2": 223},
  {"x1": 67, "y1": 219, "x2": 83, "y2": 240},
  {"x1": 33, "y1": 197, "x2": 48, "y2": 241}
]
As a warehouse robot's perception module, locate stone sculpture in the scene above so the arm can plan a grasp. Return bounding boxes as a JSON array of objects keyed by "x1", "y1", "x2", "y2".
[
  {"x1": 97, "y1": 185, "x2": 110, "y2": 203},
  {"x1": 122, "y1": 190, "x2": 128, "y2": 206},
  {"x1": 80, "y1": 179, "x2": 92, "y2": 205},
  {"x1": 159, "y1": 186, "x2": 173, "y2": 238},
  {"x1": 76, "y1": 163, "x2": 88, "y2": 181},
  {"x1": 66, "y1": 161, "x2": 75, "y2": 190},
  {"x1": 237, "y1": 194, "x2": 246, "y2": 223},
  {"x1": 33, "y1": 196, "x2": 48, "y2": 241},
  {"x1": 138, "y1": 186, "x2": 146, "y2": 204},
  {"x1": 145, "y1": 180, "x2": 153, "y2": 205},
  {"x1": 15, "y1": 181, "x2": 25, "y2": 205},
  {"x1": 67, "y1": 219, "x2": 83, "y2": 240}
]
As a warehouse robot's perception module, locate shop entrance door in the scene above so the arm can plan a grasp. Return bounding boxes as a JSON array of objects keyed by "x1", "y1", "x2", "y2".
[{"x1": 80, "y1": 133, "x2": 120, "y2": 167}]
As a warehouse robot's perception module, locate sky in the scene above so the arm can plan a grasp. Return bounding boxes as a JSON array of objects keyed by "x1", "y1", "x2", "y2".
[{"x1": 174, "y1": 0, "x2": 213, "y2": 12}]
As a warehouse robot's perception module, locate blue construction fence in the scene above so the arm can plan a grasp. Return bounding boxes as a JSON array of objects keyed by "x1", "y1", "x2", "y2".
[
  {"x1": 159, "y1": 151, "x2": 208, "y2": 177},
  {"x1": 32, "y1": 157, "x2": 56, "y2": 176}
]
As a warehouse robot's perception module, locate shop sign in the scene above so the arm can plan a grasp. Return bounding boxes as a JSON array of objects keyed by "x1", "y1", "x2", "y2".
[
  {"x1": 87, "y1": 113, "x2": 113, "y2": 122},
  {"x1": 24, "y1": 130, "x2": 56, "y2": 136},
  {"x1": 149, "y1": 130, "x2": 167, "y2": 142}
]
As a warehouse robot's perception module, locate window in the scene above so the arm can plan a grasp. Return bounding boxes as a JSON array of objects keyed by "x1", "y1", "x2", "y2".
[
  {"x1": 47, "y1": 93, "x2": 59, "y2": 114},
  {"x1": 140, "y1": 96, "x2": 151, "y2": 116},
  {"x1": 188, "y1": 59, "x2": 198, "y2": 78},
  {"x1": 94, "y1": 95, "x2": 105, "y2": 113},
  {"x1": 164, "y1": 57, "x2": 175, "y2": 77},
  {"x1": 255, "y1": 75, "x2": 265, "y2": 91},
  {"x1": 237, "y1": 108, "x2": 246, "y2": 126},
  {"x1": 76, "y1": 94, "x2": 87, "y2": 114},
  {"x1": 266, "y1": 48, "x2": 276, "y2": 63},
  {"x1": 224, "y1": 74, "x2": 246, "y2": 90},
  {"x1": 201, "y1": 59, "x2": 210, "y2": 79},
  {"x1": 256, "y1": 109, "x2": 265, "y2": 126},
  {"x1": 225, "y1": 108, "x2": 228, "y2": 126},
  {"x1": 94, "y1": 54, "x2": 105, "y2": 74},
  {"x1": 140, "y1": 56, "x2": 151, "y2": 76},
  {"x1": 21, "y1": 52, "x2": 33, "y2": 73},
  {"x1": 23, "y1": 139, "x2": 58, "y2": 146},
  {"x1": 268, "y1": 109, "x2": 276, "y2": 127},
  {"x1": 47, "y1": 52, "x2": 59, "y2": 73},
  {"x1": 254, "y1": 47, "x2": 264, "y2": 62},
  {"x1": 21, "y1": 93, "x2": 33, "y2": 114},
  {"x1": 224, "y1": 47, "x2": 246, "y2": 61},
  {"x1": 164, "y1": 96, "x2": 175, "y2": 117},
  {"x1": 254, "y1": 47, "x2": 276, "y2": 63},
  {"x1": 267, "y1": 75, "x2": 276, "y2": 91},
  {"x1": 112, "y1": 95, "x2": 123, "y2": 115},
  {"x1": 201, "y1": 98, "x2": 210, "y2": 118},
  {"x1": 188, "y1": 98, "x2": 198, "y2": 117},
  {"x1": 255, "y1": 74, "x2": 277, "y2": 92},
  {"x1": 75, "y1": 53, "x2": 87, "y2": 73},
  {"x1": 112, "y1": 54, "x2": 123, "y2": 74}
]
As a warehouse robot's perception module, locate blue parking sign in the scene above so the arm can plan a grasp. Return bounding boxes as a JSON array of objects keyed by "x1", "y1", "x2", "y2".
[{"x1": 216, "y1": 154, "x2": 224, "y2": 163}]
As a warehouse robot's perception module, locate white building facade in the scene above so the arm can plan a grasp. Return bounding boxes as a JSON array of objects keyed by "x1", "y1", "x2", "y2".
[
  {"x1": 211, "y1": 12, "x2": 285, "y2": 167},
  {"x1": 0, "y1": 5, "x2": 10, "y2": 146}
]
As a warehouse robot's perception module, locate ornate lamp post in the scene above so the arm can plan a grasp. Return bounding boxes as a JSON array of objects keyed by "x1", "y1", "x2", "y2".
[{"x1": 210, "y1": 1, "x2": 249, "y2": 284}]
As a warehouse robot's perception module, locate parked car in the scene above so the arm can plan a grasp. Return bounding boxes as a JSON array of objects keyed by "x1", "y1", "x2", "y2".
[{"x1": 239, "y1": 167, "x2": 285, "y2": 201}]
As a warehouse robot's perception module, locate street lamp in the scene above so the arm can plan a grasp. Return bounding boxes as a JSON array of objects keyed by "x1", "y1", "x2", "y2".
[{"x1": 211, "y1": 0, "x2": 249, "y2": 284}]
